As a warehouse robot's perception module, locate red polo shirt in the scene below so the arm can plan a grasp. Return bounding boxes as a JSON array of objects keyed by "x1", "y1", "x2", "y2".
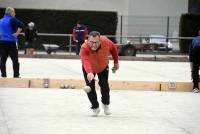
[{"x1": 80, "y1": 36, "x2": 118, "y2": 73}]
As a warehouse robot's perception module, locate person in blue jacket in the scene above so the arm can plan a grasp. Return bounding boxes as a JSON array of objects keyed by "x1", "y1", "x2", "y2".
[
  {"x1": 0, "y1": 7, "x2": 24, "y2": 78},
  {"x1": 189, "y1": 30, "x2": 200, "y2": 93}
]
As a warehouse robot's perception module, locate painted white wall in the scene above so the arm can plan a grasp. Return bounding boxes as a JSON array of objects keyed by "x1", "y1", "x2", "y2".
[
  {"x1": 0, "y1": 0, "x2": 188, "y2": 41},
  {"x1": 0, "y1": 0, "x2": 188, "y2": 16},
  {"x1": 0, "y1": 0, "x2": 129, "y2": 15},
  {"x1": 125, "y1": 0, "x2": 188, "y2": 38},
  {"x1": 0, "y1": 0, "x2": 129, "y2": 38},
  {"x1": 128, "y1": 0, "x2": 188, "y2": 16}
]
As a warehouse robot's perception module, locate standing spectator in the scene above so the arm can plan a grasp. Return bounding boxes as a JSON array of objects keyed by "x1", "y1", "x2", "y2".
[
  {"x1": 80, "y1": 31, "x2": 119, "y2": 116},
  {"x1": 72, "y1": 21, "x2": 88, "y2": 55},
  {"x1": 24, "y1": 22, "x2": 38, "y2": 55},
  {"x1": 0, "y1": 7, "x2": 24, "y2": 78},
  {"x1": 189, "y1": 30, "x2": 200, "y2": 93}
]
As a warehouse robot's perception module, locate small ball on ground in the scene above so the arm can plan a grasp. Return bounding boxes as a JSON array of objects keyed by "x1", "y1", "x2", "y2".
[
  {"x1": 70, "y1": 84, "x2": 75, "y2": 89},
  {"x1": 83, "y1": 86, "x2": 91, "y2": 93}
]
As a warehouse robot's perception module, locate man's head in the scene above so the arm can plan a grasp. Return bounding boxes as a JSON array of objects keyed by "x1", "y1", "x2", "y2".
[
  {"x1": 28, "y1": 22, "x2": 35, "y2": 30},
  {"x1": 5, "y1": 7, "x2": 15, "y2": 17},
  {"x1": 88, "y1": 31, "x2": 101, "y2": 51},
  {"x1": 76, "y1": 21, "x2": 82, "y2": 27}
]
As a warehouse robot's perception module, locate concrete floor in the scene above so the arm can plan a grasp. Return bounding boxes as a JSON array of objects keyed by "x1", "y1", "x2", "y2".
[
  {"x1": 0, "y1": 88, "x2": 200, "y2": 134},
  {"x1": 0, "y1": 58, "x2": 198, "y2": 134}
]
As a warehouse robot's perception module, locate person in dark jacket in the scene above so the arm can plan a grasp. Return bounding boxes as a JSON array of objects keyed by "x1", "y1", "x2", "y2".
[
  {"x1": 24, "y1": 22, "x2": 38, "y2": 55},
  {"x1": 189, "y1": 30, "x2": 200, "y2": 93},
  {"x1": 0, "y1": 7, "x2": 24, "y2": 78},
  {"x1": 72, "y1": 21, "x2": 88, "y2": 55}
]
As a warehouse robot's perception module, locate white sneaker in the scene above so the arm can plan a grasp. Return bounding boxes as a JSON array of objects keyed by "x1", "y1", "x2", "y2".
[
  {"x1": 102, "y1": 104, "x2": 111, "y2": 115},
  {"x1": 92, "y1": 108, "x2": 100, "y2": 116},
  {"x1": 193, "y1": 88, "x2": 199, "y2": 93}
]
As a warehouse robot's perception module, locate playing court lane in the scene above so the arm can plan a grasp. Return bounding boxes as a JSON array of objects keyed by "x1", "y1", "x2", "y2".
[{"x1": 0, "y1": 88, "x2": 199, "y2": 134}]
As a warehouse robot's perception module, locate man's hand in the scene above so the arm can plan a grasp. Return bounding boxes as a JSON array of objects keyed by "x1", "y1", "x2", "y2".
[
  {"x1": 87, "y1": 73, "x2": 94, "y2": 82},
  {"x1": 13, "y1": 28, "x2": 22, "y2": 37},
  {"x1": 13, "y1": 32, "x2": 19, "y2": 37},
  {"x1": 112, "y1": 63, "x2": 119, "y2": 73}
]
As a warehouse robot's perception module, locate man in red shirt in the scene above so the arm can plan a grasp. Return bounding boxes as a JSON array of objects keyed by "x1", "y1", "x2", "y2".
[{"x1": 80, "y1": 31, "x2": 119, "y2": 116}]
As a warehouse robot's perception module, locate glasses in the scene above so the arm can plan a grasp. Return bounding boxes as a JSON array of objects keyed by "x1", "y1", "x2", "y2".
[
  {"x1": 89, "y1": 41, "x2": 100, "y2": 45},
  {"x1": 88, "y1": 40, "x2": 100, "y2": 50}
]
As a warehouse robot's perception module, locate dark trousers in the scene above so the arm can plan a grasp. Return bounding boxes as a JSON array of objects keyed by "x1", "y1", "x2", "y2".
[
  {"x1": 82, "y1": 66, "x2": 110, "y2": 109},
  {"x1": 192, "y1": 46, "x2": 200, "y2": 89},
  {"x1": 76, "y1": 40, "x2": 84, "y2": 55},
  {"x1": 0, "y1": 41, "x2": 20, "y2": 77}
]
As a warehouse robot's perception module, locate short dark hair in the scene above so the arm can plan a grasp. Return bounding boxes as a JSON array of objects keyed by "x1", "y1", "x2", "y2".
[
  {"x1": 89, "y1": 31, "x2": 101, "y2": 37},
  {"x1": 77, "y1": 20, "x2": 81, "y2": 24}
]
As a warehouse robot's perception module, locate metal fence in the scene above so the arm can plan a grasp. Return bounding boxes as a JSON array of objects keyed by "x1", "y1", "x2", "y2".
[
  {"x1": 17, "y1": 15, "x2": 193, "y2": 55},
  {"x1": 18, "y1": 33, "x2": 193, "y2": 55},
  {"x1": 116, "y1": 15, "x2": 180, "y2": 44}
]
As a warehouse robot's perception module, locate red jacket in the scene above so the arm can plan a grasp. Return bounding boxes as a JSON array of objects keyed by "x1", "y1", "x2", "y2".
[{"x1": 80, "y1": 36, "x2": 118, "y2": 73}]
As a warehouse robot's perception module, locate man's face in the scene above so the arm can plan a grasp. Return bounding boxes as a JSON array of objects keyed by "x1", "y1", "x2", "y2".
[
  {"x1": 77, "y1": 24, "x2": 81, "y2": 27},
  {"x1": 29, "y1": 26, "x2": 34, "y2": 30},
  {"x1": 88, "y1": 36, "x2": 100, "y2": 51},
  {"x1": 11, "y1": 10, "x2": 16, "y2": 17}
]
